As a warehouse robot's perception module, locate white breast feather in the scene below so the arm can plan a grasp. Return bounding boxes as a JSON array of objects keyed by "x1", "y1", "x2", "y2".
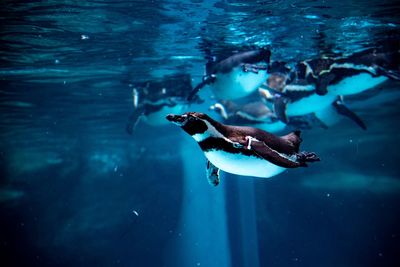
[
  {"x1": 212, "y1": 67, "x2": 268, "y2": 100},
  {"x1": 204, "y1": 150, "x2": 285, "y2": 178}
]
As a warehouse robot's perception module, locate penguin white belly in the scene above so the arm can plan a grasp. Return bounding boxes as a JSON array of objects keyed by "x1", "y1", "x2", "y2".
[
  {"x1": 204, "y1": 150, "x2": 285, "y2": 178},
  {"x1": 212, "y1": 67, "x2": 268, "y2": 100},
  {"x1": 329, "y1": 74, "x2": 387, "y2": 96},
  {"x1": 144, "y1": 105, "x2": 185, "y2": 126},
  {"x1": 286, "y1": 94, "x2": 336, "y2": 116}
]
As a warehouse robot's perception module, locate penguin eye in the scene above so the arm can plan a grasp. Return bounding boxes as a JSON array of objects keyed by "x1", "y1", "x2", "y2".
[{"x1": 188, "y1": 116, "x2": 195, "y2": 121}]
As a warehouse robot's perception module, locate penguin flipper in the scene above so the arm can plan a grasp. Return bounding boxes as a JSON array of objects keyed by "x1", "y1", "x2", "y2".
[
  {"x1": 316, "y1": 72, "x2": 335, "y2": 95},
  {"x1": 333, "y1": 98, "x2": 367, "y2": 130},
  {"x1": 206, "y1": 160, "x2": 220, "y2": 186},
  {"x1": 126, "y1": 109, "x2": 144, "y2": 135},
  {"x1": 375, "y1": 65, "x2": 400, "y2": 80},
  {"x1": 247, "y1": 139, "x2": 303, "y2": 168},
  {"x1": 187, "y1": 76, "x2": 216, "y2": 101},
  {"x1": 273, "y1": 97, "x2": 289, "y2": 123}
]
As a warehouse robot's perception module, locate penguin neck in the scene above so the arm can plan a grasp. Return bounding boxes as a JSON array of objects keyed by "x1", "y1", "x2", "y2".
[{"x1": 191, "y1": 118, "x2": 228, "y2": 143}]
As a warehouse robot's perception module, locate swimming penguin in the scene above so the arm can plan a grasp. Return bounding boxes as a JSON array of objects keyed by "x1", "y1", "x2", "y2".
[
  {"x1": 187, "y1": 48, "x2": 271, "y2": 101},
  {"x1": 299, "y1": 48, "x2": 400, "y2": 96},
  {"x1": 126, "y1": 74, "x2": 202, "y2": 134},
  {"x1": 260, "y1": 86, "x2": 367, "y2": 130},
  {"x1": 166, "y1": 112, "x2": 320, "y2": 185},
  {"x1": 259, "y1": 62, "x2": 368, "y2": 130}
]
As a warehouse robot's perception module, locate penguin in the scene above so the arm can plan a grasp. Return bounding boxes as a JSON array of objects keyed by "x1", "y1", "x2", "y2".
[
  {"x1": 187, "y1": 48, "x2": 271, "y2": 101},
  {"x1": 259, "y1": 61, "x2": 368, "y2": 130},
  {"x1": 259, "y1": 84, "x2": 367, "y2": 130},
  {"x1": 166, "y1": 112, "x2": 320, "y2": 185},
  {"x1": 126, "y1": 74, "x2": 202, "y2": 134},
  {"x1": 299, "y1": 48, "x2": 400, "y2": 96}
]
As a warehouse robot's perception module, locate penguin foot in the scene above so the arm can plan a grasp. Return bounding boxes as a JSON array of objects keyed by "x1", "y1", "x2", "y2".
[
  {"x1": 296, "y1": 152, "x2": 320, "y2": 164},
  {"x1": 206, "y1": 160, "x2": 220, "y2": 186}
]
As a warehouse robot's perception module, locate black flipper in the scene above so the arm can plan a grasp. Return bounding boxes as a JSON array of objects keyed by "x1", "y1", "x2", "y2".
[
  {"x1": 206, "y1": 160, "x2": 220, "y2": 186},
  {"x1": 273, "y1": 96, "x2": 289, "y2": 123},
  {"x1": 187, "y1": 75, "x2": 216, "y2": 101},
  {"x1": 332, "y1": 97, "x2": 367, "y2": 130},
  {"x1": 248, "y1": 140, "x2": 304, "y2": 168},
  {"x1": 374, "y1": 65, "x2": 400, "y2": 80},
  {"x1": 316, "y1": 72, "x2": 335, "y2": 95},
  {"x1": 126, "y1": 108, "x2": 144, "y2": 135}
]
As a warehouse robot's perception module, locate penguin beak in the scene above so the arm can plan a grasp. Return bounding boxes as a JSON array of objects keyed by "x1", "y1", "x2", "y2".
[{"x1": 166, "y1": 114, "x2": 186, "y2": 126}]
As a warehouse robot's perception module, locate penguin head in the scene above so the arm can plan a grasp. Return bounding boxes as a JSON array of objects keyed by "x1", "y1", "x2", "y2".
[{"x1": 166, "y1": 112, "x2": 215, "y2": 136}]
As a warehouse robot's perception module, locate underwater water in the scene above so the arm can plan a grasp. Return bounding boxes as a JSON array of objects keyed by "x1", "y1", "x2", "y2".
[{"x1": 1, "y1": 0, "x2": 400, "y2": 267}]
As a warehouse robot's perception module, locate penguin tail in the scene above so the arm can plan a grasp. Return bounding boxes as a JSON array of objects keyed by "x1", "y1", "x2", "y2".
[{"x1": 282, "y1": 130, "x2": 302, "y2": 152}]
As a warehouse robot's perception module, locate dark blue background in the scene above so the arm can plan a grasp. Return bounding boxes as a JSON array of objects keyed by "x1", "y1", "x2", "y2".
[{"x1": 1, "y1": 1, "x2": 399, "y2": 266}]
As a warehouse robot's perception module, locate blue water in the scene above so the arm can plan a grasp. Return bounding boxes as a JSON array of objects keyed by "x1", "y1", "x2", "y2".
[{"x1": 1, "y1": 1, "x2": 399, "y2": 267}]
